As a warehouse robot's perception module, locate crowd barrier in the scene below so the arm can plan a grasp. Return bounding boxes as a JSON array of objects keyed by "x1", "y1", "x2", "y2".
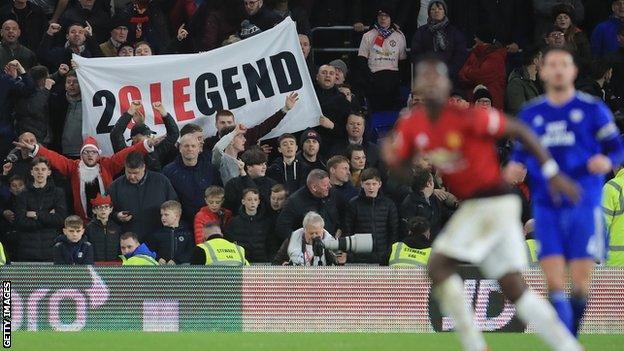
[{"x1": 1, "y1": 266, "x2": 623, "y2": 333}]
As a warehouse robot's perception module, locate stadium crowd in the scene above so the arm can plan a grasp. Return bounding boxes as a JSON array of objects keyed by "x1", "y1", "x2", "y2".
[{"x1": 0, "y1": 0, "x2": 622, "y2": 266}]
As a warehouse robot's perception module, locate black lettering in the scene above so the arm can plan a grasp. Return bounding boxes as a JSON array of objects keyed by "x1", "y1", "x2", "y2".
[
  {"x1": 270, "y1": 51, "x2": 303, "y2": 93},
  {"x1": 221, "y1": 67, "x2": 246, "y2": 109},
  {"x1": 94, "y1": 90, "x2": 116, "y2": 134},
  {"x1": 195, "y1": 73, "x2": 223, "y2": 116},
  {"x1": 242, "y1": 59, "x2": 275, "y2": 102}
]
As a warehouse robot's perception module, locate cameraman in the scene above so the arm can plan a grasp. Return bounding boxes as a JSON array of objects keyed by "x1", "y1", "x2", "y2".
[{"x1": 287, "y1": 211, "x2": 347, "y2": 266}]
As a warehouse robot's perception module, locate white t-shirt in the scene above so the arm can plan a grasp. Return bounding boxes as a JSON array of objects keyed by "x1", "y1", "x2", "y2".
[{"x1": 358, "y1": 29, "x2": 407, "y2": 73}]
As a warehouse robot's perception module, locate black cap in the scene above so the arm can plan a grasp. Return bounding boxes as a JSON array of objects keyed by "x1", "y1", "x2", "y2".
[
  {"x1": 127, "y1": 123, "x2": 155, "y2": 141},
  {"x1": 300, "y1": 128, "x2": 322, "y2": 146}
]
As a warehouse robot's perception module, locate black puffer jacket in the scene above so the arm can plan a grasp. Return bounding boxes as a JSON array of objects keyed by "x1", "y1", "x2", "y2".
[
  {"x1": 344, "y1": 191, "x2": 399, "y2": 264},
  {"x1": 14, "y1": 182, "x2": 67, "y2": 261},
  {"x1": 275, "y1": 186, "x2": 342, "y2": 240},
  {"x1": 226, "y1": 207, "x2": 274, "y2": 263},
  {"x1": 53, "y1": 235, "x2": 94, "y2": 265},
  {"x1": 85, "y1": 218, "x2": 122, "y2": 261}
]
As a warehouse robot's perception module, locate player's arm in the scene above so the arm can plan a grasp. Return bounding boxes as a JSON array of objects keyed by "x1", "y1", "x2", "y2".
[
  {"x1": 381, "y1": 116, "x2": 417, "y2": 184},
  {"x1": 504, "y1": 117, "x2": 581, "y2": 203}
]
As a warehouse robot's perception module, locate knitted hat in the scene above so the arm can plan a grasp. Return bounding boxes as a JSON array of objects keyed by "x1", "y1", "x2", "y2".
[
  {"x1": 300, "y1": 128, "x2": 322, "y2": 146},
  {"x1": 428, "y1": 0, "x2": 448, "y2": 15},
  {"x1": 329, "y1": 59, "x2": 348, "y2": 75},
  {"x1": 551, "y1": 3, "x2": 576, "y2": 24},
  {"x1": 473, "y1": 85, "x2": 493, "y2": 103},
  {"x1": 90, "y1": 193, "x2": 112, "y2": 207},
  {"x1": 80, "y1": 136, "x2": 101, "y2": 155}
]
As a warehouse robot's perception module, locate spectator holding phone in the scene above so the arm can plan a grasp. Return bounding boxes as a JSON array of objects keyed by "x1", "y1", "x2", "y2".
[{"x1": 108, "y1": 152, "x2": 178, "y2": 243}]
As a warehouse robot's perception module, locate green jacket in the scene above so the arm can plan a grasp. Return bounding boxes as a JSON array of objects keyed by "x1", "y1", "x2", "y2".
[
  {"x1": 505, "y1": 67, "x2": 540, "y2": 116},
  {"x1": 603, "y1": 169, "x2": 624, "y2": 266},
  {"x1": 388, "y1": 242, "x2": 430, "y2": 267}
]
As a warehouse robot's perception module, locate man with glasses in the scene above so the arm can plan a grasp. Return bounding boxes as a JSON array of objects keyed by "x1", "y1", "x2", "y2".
[
  {"x1": 545, "y1": 26, "x2": 567, "y2": 49},
  {"x1": 244, "y1": 0, "x2": 281, "y2": 32}
]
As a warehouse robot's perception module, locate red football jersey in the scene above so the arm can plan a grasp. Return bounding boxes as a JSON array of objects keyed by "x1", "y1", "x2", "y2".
[{"x1": 394, "y1": 105, "x2": 507, "y2": 199}]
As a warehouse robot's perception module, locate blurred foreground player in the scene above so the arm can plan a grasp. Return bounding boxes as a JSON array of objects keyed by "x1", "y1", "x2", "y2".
[
  {"x1": 382, "y1": 58, "x2": 582, "y2": 351},
  {"x1": 508, "y1": 48, "x2": 624, "y2": 337}
]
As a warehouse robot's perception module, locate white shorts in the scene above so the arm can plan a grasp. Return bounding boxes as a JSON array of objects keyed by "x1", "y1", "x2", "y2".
[{"x1": 432, "y1": 194, "x2": 528, "y2": 279}]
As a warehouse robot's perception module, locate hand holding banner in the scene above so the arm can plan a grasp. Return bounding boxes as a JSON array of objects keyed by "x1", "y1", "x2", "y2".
[{"x1": 75, "y1": 18, "x2": 322, "y2": 155}]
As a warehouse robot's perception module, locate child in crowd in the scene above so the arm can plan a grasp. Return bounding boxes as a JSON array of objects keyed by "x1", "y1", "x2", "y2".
[
  {"x1": 0, "y1": 174, "x2": 26, "y2": 259},
  {"x1": 267, "y1": 133, "x2": 310, "y2": 194},
  {"x1": 226, "y1": 188, "x2": 274, "y2": 263},
  {"x1": 193, "y1": 186, "x2": 232, "y2": 244},
  {"x1": 85, "y1": 193, "x2": 121, "y2": 262},
  {"x1": 151, "y1": 200, "x2": 194, "y2": 264},
  {"x1": 53, "y1": 215, "x2": 94, "y2": 265}
]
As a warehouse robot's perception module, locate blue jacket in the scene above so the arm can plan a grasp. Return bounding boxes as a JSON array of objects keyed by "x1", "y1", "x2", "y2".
[
  {"x1": 124, "y1": 243, "x2": 157, "y2": 260},
  {"x1": 591, "y1": 17, "x2": 623, "y2": 57},
  {"x1": 163, "y1": 155, "x2": 216, "y2": 223}
]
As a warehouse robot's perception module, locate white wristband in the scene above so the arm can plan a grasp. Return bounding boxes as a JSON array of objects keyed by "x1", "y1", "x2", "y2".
[{"x1": 541, "y1": 159, "x2": 559, "y2": 179}]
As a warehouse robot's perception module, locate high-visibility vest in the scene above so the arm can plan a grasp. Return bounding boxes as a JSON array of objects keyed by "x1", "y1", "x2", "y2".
[
  {"x1": 198, "y1": 238, "x2": 250, "y2": 266},
  {"x1": 525, "y1": 239, "x2": 539, "y2": 265},
  {"x1": 603, "y1": 170, "x2": 624, "y2": 267},
  {"x1": 388, "y1": 242, "x2": 430, "y2": 267},
  {"x1": 119, "y1": 254, "x2": 159, "y2": 266},
  {"x1": 0, "y1": 242, "x2": 6, "y2": 265}
]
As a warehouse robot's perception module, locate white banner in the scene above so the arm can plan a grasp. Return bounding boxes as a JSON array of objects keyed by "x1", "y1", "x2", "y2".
[{"x1": 74, "y1": 18, "x2": 321, "y2": 155}]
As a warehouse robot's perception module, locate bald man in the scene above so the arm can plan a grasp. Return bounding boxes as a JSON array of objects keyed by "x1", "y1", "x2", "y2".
[
  {"x1": 314, "y1": 64, "x2": 351, "y2": 154},
  {"x1": 0, "y1": 0, "x2": 47, "y2": 49},
  {"x1": 0, "y1": 20, "x2": 37, "y2": 70}
]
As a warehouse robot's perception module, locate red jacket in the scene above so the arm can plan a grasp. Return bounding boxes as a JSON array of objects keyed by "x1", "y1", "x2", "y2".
[
  {"x1": 459, "y1": 44, "x2": 508, "y2": 110},
  {"x1": 35, "y1": 141, "x2": 149, "y2": 220},
  {"x1": 193, "y1": 206, "x2": 232, "y2": 244}
]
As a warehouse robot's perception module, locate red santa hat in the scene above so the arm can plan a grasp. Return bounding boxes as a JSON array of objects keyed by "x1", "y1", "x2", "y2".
[
  {"x1": 90, "y1": 193, "x2": 112, "y2": 207},
  {"x1": 80, "y1": 136, "x2": 101, "y2": 155}
]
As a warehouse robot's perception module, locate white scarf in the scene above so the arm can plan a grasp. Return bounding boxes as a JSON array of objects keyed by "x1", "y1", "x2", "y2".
[{"x1": 78, "y1": 161, "x2": 105, "y2": 214}]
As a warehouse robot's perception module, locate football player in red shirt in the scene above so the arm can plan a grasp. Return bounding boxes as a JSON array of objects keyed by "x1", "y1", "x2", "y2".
[{"x1": 383, "y1": 58, "x2": 582, "y2": 351}]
